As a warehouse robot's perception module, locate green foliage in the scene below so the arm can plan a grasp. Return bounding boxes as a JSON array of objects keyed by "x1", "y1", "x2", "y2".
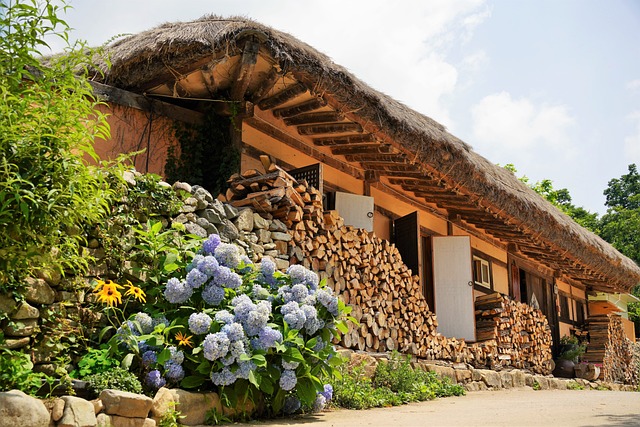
[
  {"x1": 604, "y1": 164, "x2": 640, "y2": 211},
  {"x1": 205, "y1": 407, "x2": 232, "y2": 426},
  {"x1": 85, "y1": 367, "x2": 143, "y2": 398},
  {"x1": 566, "y1": 380, "x2": 584, "y2": 390},
  {"x1": 532, "y1": 380, "x2": 541, "y2": 391},
  {"x1": 70, "y1": 346, "x2": 118, "y2": 378},
  {"x1": 0, "y1": 0, "x2": 113, "y2": 291},
  {"x1": 159, "y1": 402, "x2": 184, "y2": 427},
  {"x1": 0, "y1": 347, "x2": 50, "y2": 395},
  {"x1": 166, "y1": 109, "x2": 239, "y2": 197},
  {"x1": 333, "y1": 354, "x2": 464, "y2": 410}
]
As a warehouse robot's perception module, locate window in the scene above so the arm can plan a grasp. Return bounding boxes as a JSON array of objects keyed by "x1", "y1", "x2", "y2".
[
  {"x1": 473, "y1": 255, "x2": 491, "y2": 289},
  {"x1": 559, "y1": 293, "x2": 571, "y2": 322}
]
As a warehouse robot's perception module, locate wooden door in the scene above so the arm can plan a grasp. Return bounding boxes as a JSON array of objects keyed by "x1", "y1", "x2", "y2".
[
  {"x1": 393, "y1": 211, "x2": 421, "y2": 277},
  {"x1": 432, "y1": 236, "x2": 476, "y2": 341}
]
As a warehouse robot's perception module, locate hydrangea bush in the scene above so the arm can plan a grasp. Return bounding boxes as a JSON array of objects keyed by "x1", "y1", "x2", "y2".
[{"x1": 110, "y1": 234, "x2": 350, "y2": 415}]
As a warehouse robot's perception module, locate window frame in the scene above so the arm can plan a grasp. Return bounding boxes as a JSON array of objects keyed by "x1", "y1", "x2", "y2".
[{"x1": 472, "y1": 251, "x2": 493, "y2": 292}]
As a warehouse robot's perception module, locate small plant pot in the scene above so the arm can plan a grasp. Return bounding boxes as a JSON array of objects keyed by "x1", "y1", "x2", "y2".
[{"x1": 552, "y1": 359, "x2": 575, "y2": 378}]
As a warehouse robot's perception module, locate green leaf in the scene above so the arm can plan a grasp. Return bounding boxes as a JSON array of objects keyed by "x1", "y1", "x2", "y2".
[
  {"x1": 336, "y1": 320, "x2": 349, "y2": 334},
  {"x1": 121, "y1": 353, "x2": 134, "y2": 370},
  {"x1": 259, "y1": 376, "x2": 274, "y2": 395},
  {"x1": 248, "y1": 370, "x2": 260, "y2": 388},
  {"x1": 251, "y1": 353, "x2": 267, "y2": 367},
  {"x1": 296, "y1": 377, "x2": 317, "y2": 406},
  {"x1": 196, "y1": 360, "x2": 211, "y2": 375},
  {"x1": 305, "y1": 337, "x2": 318, "y2": 350},
  {"x1": 157, "y1": 348, "x2": 171, "y2": 365},
  {"x1": 181, "y1": 375, "x2": 205, "y2": 389},
  {"x1": 283, "y1": 347, "x2": 304, "y2": 364}
]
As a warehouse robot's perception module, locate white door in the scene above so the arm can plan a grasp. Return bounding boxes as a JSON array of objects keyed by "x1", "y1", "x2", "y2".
[
  {"x1": 432, "y1": 236, "x2": 475, "y2": 341},
  {"x1": 334, "y1": 192, "x2": 374, "y2": 232}
]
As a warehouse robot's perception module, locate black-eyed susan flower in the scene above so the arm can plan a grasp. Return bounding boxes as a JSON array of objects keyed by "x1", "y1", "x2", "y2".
[
  {"x1": 175, "y1": 331, "x2": 193, "y2": 348},
  {"x1": 124, "y1": 281, "x2": 146, "y2": 303},
  {"x1": 93, "y1": 279, "x2": 123, "y2": 307}
]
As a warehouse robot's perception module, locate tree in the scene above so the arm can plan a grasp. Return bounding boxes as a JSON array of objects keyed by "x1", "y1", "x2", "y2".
[
  {"x1": 0, "y1": 0, "x2": 112, "y2": 290},
  {"x1": 502, "y1": 164, "x2": 599, "y2": 232}
]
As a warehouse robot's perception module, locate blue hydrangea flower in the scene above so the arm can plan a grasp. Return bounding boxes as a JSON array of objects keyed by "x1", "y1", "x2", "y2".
[
  {"x1": 145, "y1": 370, "x2": 166, "y2": 390},
  {"x1": 313, "y1": 394, "x2": 327, "y2": 412},
  {"x1": 281, "y1": 301, "x2": 299, "y2": 316},
  {"x1": 279, "y1": 369, "x2": 297, "y2": 391},
  {"x1": 197, "y1": 255, "x2": 219, "y2": 277},
  {"x1": 236, "y1": 360, "x2": 256, "y2": 380},
  {"x1": 164, "y1": 360, "x2": 185, "y2": 383},
  {"x1": 168, "y1": 346, "x2": 184, "y2": 364},
  {"x1": 186, "y1": 268, "x2": 208, "y2": 289},
  {"x1": 203, "y1": 332, "x2": 230, "y2": 361},
  {"x1": 141, "y1": 350, "x2": 157, "y2": 368},
  {"x1": 214, "y1": 243, "x2": 241, "y2": 268},
  {"x1": 320, "y1": 384, "x2": 333, "y2": 402},
  {"x1": 305, "y1": 269, "x2": 320, "y2": 289},
  {"x1": 202, "y1": 284, "x2": 225, "y2": 306},
  {"x1": 187, "y1": 254, "x2": 204, "y2": 272},
  {"x1": 222, "y1": 322, "x2": 244, "y2": 341},
  {"x1": 213, "y1": 266, "x2": 242, "y2": 289},
  {"x1": 238, "y1": 255, "x2": 253, "y2": 274},
  {"x1": 152, "y1": 316, "x2": 169, "y2": 329},
  {"x1": 283, "y1": 396, "x2": 301, "y2": 414},
  {"x1": 286, "y1": 264, "x2": 307, "y2": 284},
  {"x1": 133, "y1": 313, "x2": 153, "y2": 334},
  {"x1": 211, "y1": 367, "x2": 236, "y2": 386},
  {"x1": 253, "y1": 326, "x2": 282, "y2": 350},
  {"x1": 290, "y1": 284, "x2": 309, "y2": 303},
  {"x1": 252, "y1": 284, "x2": 271, "y2": 300},
  {"x1": 313, "y1": 337, "x2": 326, "y2": 352},
  {"x1": 164, "y1": 278, "x2": 193, "y2": 304},
  {"x1": 282, "y1": 360, "x2": 299, "y2": 370},
  {"x1": 188, "y1": 312, "x2": 213, "y2": 335},
  {"x1": 215, "y1": 310, "x2": 235, "y2": 325},
  {"x1": 260, "y1": 258, "x2": 276, "y2": 276},
  {"x1": 317, "y1": 288, "x2": 339, "y2": 316},
  {"x1": 202, "y1": 234, "x2": 221, "y2": 255}
]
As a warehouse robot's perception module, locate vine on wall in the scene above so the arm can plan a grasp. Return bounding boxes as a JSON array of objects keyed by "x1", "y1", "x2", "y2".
[{"x1": 165, "y1": 107, "x2": 240, "y2": 197}]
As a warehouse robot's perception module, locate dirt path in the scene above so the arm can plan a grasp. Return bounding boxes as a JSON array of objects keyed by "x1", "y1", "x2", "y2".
[{"x1": 242, "y1": 389, "x2": 640, "y2": 427}]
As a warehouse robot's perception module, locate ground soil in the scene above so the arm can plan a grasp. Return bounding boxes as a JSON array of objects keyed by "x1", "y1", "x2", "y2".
[{"x1": 243, "y1": 389, "x2": 640, "y2": 427}]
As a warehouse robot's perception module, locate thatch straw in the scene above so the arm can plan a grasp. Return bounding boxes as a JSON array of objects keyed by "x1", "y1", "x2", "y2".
[{"x1": 92, "y1": 16, "x2": 640, "y2": 292}]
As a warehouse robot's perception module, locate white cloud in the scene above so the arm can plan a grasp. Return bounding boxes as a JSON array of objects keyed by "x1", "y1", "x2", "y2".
[
  {"x1": 471, "y1": 91, "x2": 576, "y2": 158},
  {"x1": 624, "y1": 111, "x2": 640, "y2": 163},
  {"x1": 627, "y1": 79, "x2": 640, "y2": 92}
]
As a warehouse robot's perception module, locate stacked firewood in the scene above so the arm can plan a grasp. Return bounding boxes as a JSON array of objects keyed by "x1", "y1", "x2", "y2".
[
  {"x1": 585, "y1": 314, "x2": 639, "y2": 385},
  {"x1": 226, "y1": 159, "x2": 552, "y2": 373},
  {"x1": 474, "y1": 293, "x2": 553, "y2": 373}
]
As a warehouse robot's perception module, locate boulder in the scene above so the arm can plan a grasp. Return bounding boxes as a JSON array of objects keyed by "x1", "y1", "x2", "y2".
[
  {"x1": 0, "y1": 390, "x2": 50, "y2": 427},
  {"x1": 477, "y1": 369, "x2": 502, "y2": 388},
  {"x1": 4, "y1": 319, "x2": 38, "y2": 337},
  {"x1": 172, "y1": 181, "x2": 192, "y2": 193},
  {"x1": 97, "y1": 414, "x2": 156, "y2": 427},
  {"x1": 201, "y1": 208, "x2": 224, "y2": 225},
  {"x1": 425, "y1": 365, "x2": 457, "y2": 383},
  {"x1": 500, "y1": 371, "x2": 514, "y2": 388},
  {"x1": 184, "y1": 222, "x2": 208, "y2": 238},
  {"x1": 234, "y1": 209, "x2": 254, "y2": 231},
  {"x1": 151, "y1": 388, "x2": 221, "y2": 426},
  {"x1": 24, "y1": 277, "x2": 56, "y2": 305},
  {"x1": 222, "y1": 202, "x2": 239, "y2": 220},
  {"x1": 512, "y1": 370, "x2": 526, "y2": 387},
  {"x1": 50, "y1": 397, "x2": 65, "y2": 422},
  {"x1": 58, "y1": 396, "x2": 96, "y2": 427},
  {"x1": 12, "y1": 302, "x2": 39, "y2": 320},
  {"x1": 252, "y1": 213, "x2": 270, "y2": 230},
  {"x1": 270, "y1": 231, "x2": 292, "y2": 242},
  {"x1": 100, "y1": 389, "x2": 153, "y2": 418}
]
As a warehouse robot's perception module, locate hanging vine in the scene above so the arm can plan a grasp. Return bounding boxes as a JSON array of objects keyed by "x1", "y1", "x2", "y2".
[{"x1": 165, "y1": 106, "x2": 240, "y2": 197}]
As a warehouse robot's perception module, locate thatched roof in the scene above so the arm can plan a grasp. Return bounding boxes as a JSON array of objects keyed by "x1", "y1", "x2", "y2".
[{"x1": 92, "y1": 16, "x2": 640, "y2": 293}]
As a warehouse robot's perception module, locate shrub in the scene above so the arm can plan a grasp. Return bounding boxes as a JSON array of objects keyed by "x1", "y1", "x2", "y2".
[
  {"x1": 0, "y1": 347, "x2": 50, "y2": 395},
  {"x1": 102, "y1": 234, "x2": 351, "y2": 416},
  {"x1": 85, "y1": 367, "x2": 143, "y2": 398}
]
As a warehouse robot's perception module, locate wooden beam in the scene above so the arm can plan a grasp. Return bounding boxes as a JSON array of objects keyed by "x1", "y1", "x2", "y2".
[
  {"x1": 346, "y1": 154, "x2": 408, "y2": 163},
  {"x1": 244, "y1": 116, "x2": 364, "y2": 180},
  {"x1": 199, "y1": 62, "x2": 217, "y2": 97},
  {"x1": 298, "y1": 122, "x2": 362, "y2": 135},
  {"x1": 273, "y1": 97, "x2": 327, "y2": 118},
  {"x1": 90, "y1": 81, "x2": 203, "y2": 125},
  {"x1": 379, "y1": 170, "x2": 431, "y2": 178},
  {"x1": 230, "y1": 40, "x2": 260, "y2": 101},
  {"x1": 250, "y1": 67, "x2": 280, "y2": 103},
  {"x1": 283, "y1": 111, "x2": 343, "y2": 126},
  {"x1": 313, "y1": 134, "x2": 376, "y2": 146},
  {"x1": 388, "y1": 177, "x2": 442, "y2": 187},
  {"x1": 257, "y1": 82, "x2": 307, "y2": 110},
  {"x1": 331, "y1": 144, "x2": 393, "y2": 156}
]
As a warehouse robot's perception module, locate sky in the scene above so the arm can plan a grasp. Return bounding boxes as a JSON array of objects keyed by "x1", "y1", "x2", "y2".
[{"x1": 44, "y1": 0, "x2": 640, "y2": 215}]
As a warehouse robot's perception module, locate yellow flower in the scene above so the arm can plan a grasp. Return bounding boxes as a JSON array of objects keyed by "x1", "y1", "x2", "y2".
[
  {"x1": 175, "y1": 331, "x2": 193, "y2": 348},
  {"x1": 124, "y1": 281, "x2": 146, "y2": 303},
  {"x1": 93, "y1": 279, "x2": 123, "y2": 307}
]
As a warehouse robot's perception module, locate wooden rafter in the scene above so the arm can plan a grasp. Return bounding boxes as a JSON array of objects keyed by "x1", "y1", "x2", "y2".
[
  {"x1": 283, "y1": 111, "x2": 343, "y2": 126},
  {"x1": 250, "y1": 67, "x2": 280, "y2": 103},
  {"x1": 257, "y1": 82, "x2": 306, "y2": 110},
  {"x1": 230, "y1": 40, "x2": 260, "y2": 101},
  {"x1": 331, "y1": 144, "x2": 394, "y2": 156},
  {"x1": 313, "y1": 134, "x2": 376, "y2": 146},
  {"x1": 273, "y1": 97, "x2": 327, "y2": 118},
  {"x1": 298, "y1": 122, "x2": 362, "y2": 135}
]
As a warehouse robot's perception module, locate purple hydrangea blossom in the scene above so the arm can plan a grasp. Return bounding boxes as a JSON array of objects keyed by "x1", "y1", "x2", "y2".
[
  {"x1": 222, "y1": 322, "x2": 244, "y2": 341},
  {"x1": 235, "y1": 360, "x2": 256, "y2": 380},
  {"x1": 187, "y1": 254, "x2": 204, "y2": 272},
  {"x1": 211, "y1": 367, "x2": 236, "y2": 386},
  {"x1": 286, "y1": 264, "x2": 307, "y2": 284},
  {"x1": 313, "y1": 337, "x2": 326, "y2": 352},
  {"x1": 202, "y1": 234, "x2": 221, "y2": 256},
  {"x1": 253, "y1": 326, "x2": 282, "y2": 350},
  {"x1": 141, "y1": 350, "x2": 157, "y2": 368},
  {"x1": 145, "y1": 370, "x2": 166, "y2": 390},
  {"x1": 260, "y1": 258, "x2": 276, "y2": 276},
  {"x1": 186, "y1": 268, "x2": 208, "y2": 289},
  {"x1": 283, "y1": 396, "x2": 301, "y2": 414},
  {"x1": 168, "y1": 346, "x2": 184, "y2": 364},
  {"x1": 213, "y1": 266, "x2": 242, "y2": 289},
  {"x1": 252, "y1": 284, "x2": 270, "y2": 300},
  {"x1": 290, "y1": 284, "x2": 309, "y2": 303},
  {"x1": 282, "y1": 360, "x2": 299, "y2": 370},
  {"x1": 203, "y1": 332, "x2": 230, "y2": 361},
  {"x1": 214, "y1": 243, "x2": 241, "y2": 268},
  {"x1": 215, "y1": 310, "x2": 235, "y2": 325},
  {"x1": 188, "y1": 312, "x2": 213, "y2": 335},
  {"x1": 134, "y1": 313, "x2": 153, "y2": 334},
  {"x1": 164, "y1": 360, "x2": 185, "y2": 383},
  {"x1": 304, "y1": 269, "x2": 320, "y2": 290},
  {"x1": 164, "y1": 278, "x2": 193, "y2": 304},
  {"x1": 279, "y1": 369, "x2": 297, "y2": 391},
  {"x1": 320, "y1": 384, "x2": 333, "y2": 401},
  {"x1": 313, "y1": 394, "x2": 327, "y2": 412},
  {"x1": 202, "y1": 284, "x2": 225, "y2": 306},
  {"x1": 197, "y1": 255, "x2": 219, "y2": 277},
  {"x1": 152, "y1": 315, "x2": 169, "y2": 329}
]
